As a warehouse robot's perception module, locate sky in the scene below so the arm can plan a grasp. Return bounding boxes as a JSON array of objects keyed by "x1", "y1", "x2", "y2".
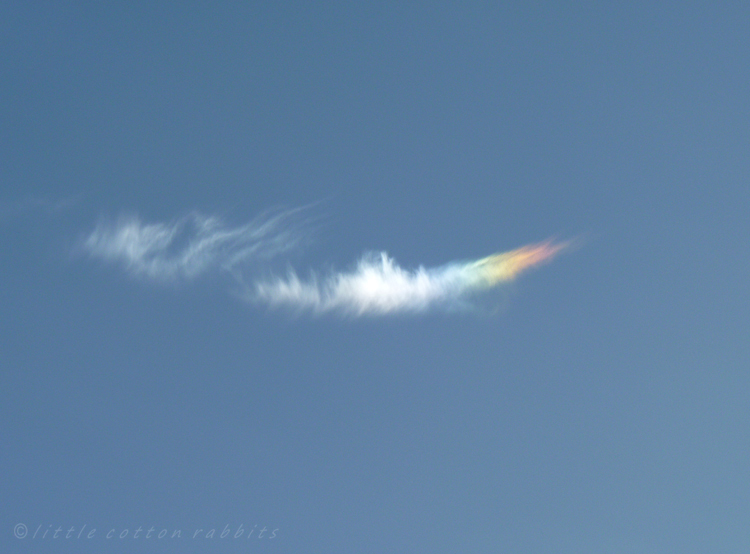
[{"x1": 1, "y1": 2, "x2": 749, "y2": 553}]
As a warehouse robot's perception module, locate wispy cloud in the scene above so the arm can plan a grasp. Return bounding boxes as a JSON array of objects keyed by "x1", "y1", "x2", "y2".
[
  {"x1": 252, "y1": 240, "x2": 570, "y2": 316},
  {"x1": 82, "y1": 207, "x2": 311, "y2": 282},
  {"x1": 0, "y1": 194, "x2": 81, "y2": 223}
]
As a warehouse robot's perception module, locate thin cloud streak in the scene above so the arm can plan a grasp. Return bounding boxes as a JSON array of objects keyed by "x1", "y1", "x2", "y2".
[
  {"x1": 0, "y1": 194, "x2": 81, "y2": 223},
  {"x1": 82, "y1": 207, "x2": 310, "y2": 281},
  {"x1": 252, "y1": 240, "x2": 569, "y2": 316}
]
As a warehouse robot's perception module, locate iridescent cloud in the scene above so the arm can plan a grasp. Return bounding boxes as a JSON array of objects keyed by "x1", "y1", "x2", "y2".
[{"x1": 253, "y1": 239, "x2": 570, "y2": 316}]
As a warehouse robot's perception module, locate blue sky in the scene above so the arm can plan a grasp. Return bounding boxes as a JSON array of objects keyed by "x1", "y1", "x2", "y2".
[{"x1": 2, "y1": 2, "x2": 749, "y2": 553}]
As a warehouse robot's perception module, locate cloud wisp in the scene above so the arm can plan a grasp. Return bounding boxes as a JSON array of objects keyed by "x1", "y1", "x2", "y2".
[
  {"x1": 82, "y1": 207, "x2": 310, "y2": 282},
  {"x1": 252, "y1": 240, "x2": 570, "y2": 316},
  {"x1": 0, "y1": 194, "x2": 81, "y2": 223}
]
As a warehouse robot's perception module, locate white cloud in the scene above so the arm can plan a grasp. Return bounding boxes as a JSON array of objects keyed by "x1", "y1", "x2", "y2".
[
  {"x1": 82, "y1": 207, "x2": 309, "y2": 282},
  {"x1": 253, "y1": 252, "x2": 474, "y2": 316}
]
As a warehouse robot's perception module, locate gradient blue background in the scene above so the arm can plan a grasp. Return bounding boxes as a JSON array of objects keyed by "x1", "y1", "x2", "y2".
[{"x1": 2, "y1": 2, "x2": 749, "y2": 553}]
